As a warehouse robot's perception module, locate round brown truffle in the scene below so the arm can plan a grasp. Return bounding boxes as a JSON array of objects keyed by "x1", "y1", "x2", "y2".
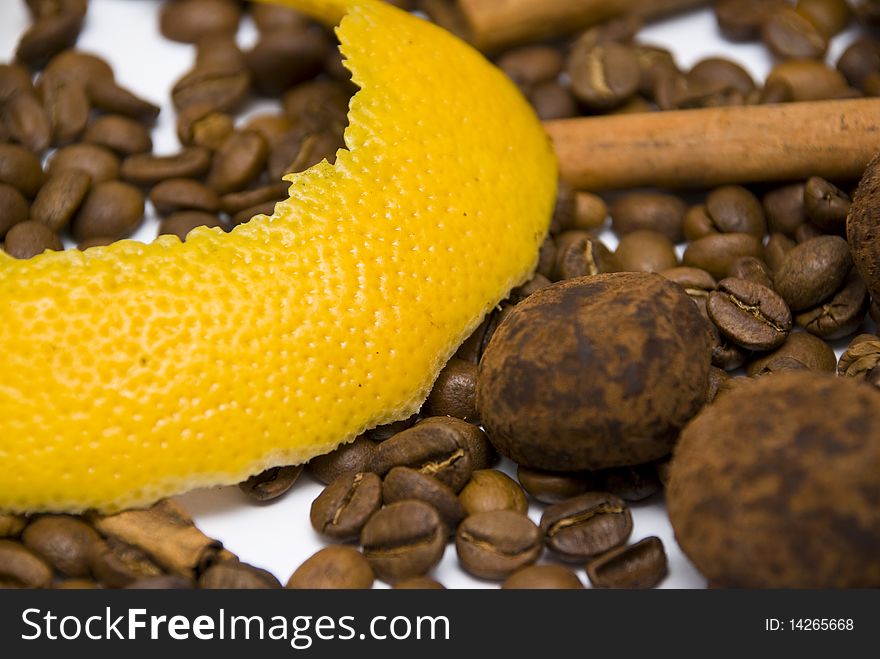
[
  {"x1": 848, "y1": 152, "x2": 880, "y2": 302},
  {"x1": 477, "y1": 272, "x2": 712, "y2": 470},
  {"x1": 668, "y1": 372, "x2": 880, "y2": 588}
]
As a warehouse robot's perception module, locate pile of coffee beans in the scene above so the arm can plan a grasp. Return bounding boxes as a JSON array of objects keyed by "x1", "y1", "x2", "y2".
[{"x1": 2, "y1": 0, "x2": 880, "y2": 589}]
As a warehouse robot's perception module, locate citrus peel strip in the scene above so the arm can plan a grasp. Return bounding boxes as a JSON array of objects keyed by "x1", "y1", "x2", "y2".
[{"x1": 0, "y1": 0, "x2": 556, "y2": 513}]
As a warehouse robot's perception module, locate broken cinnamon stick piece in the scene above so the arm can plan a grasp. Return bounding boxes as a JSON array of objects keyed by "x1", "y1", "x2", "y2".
[
  {"x1": 423, "y1": 0, "x2": 712, "y2": 53},
  {"x1": 544, "y1": 98, "x2": 880, "y2": 191}
]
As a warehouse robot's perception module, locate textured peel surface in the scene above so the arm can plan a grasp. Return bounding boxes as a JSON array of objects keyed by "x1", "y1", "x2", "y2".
[{"x1": 0, "y1": 0, "x2": 556, "y2": 513}]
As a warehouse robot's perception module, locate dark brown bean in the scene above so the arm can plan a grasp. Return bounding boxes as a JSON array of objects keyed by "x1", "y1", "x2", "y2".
[
  {"x1": 682, "y1": 233, "x2": 764, "y2": 279},
  {"x1": 242, "y1": 113, "x2": 294, "y2": 146},
  {"x1": 458, "y1": 469, "x2": 528, "y2": 516},
  {"x1": 3, "y1": 89, "x2": 51, "y2": 153},
  {"x1": 0, "y1": 539, "x2": 53, "y2": 588},
  {"x1": 238, "y1": 465, "x2": 303, "y2": 502},
  {"x1": 0, "y1": 183, "x2": 29, "y2": 237},
  {"x1": 157, "y1": 211, "x2": 224, "y2": 241},
  {"x1": 251, "y1": 3, "x2": 310, "y2": 33},
  {"x1": 766, "y1": 59, "x2": 851, "y2": 101},
  {"x1": 774, "y1": 235, "x2": 853, "y2": 310},
  {"x1": 21, "y1": 515, "x2": 102, "y2": 578},
  {"x1": 516, "y1": 466, "x2": 592, "y2": 504},
  {"x1": 837, "y1": 334, "x2": 880, "y2": 379},
  {"x1": 42, "y1": 50, "x2": 113, "y2": 86},
  {"x1": 796, "y1": 273, "x2": 868, "y2": 339},
  {"x1": 268, "y1": 126, "x2": 344, "y2": 180},
  {"x1": 281, "y1": 79, "x2": 350, "y2": 132},
  {"x1": 72, "y1": 181, "x2": 145, "y2": 241},
  {"x1": 540, "y1": 493, "x2": 632, "y2": 561},
  {"x1": 382, "y1": 467, "x2": 466, "y2": 531},
  {"x1": 598, "y1": 464, "x2": 663, "y2": 502},
  {"x1": 746, "y1": 331, "x2": 838, "y2": 375},
  {"x1": 688, "y1": 58, "x2": 756, "y2": 95},
  {"x1": 30, "y1": 169, "x2": 91, "y2": 232},
  {"x1": 586, "y1": 536, "x2": 668, "y2": 589},
  {"x1": 682, "y1": 205, "x2": 715, "y2": 241},
  {"x1": 0, "y1": 514, "x2": 27, "y2": 538},
  {"x1": 84, "y1": 114, "x2": 153, "y2": 155},
  {"x1": 571, "y1": 191, "x2": 608, "y2": 231},
  {"x1": 765, "y1": 232, "x2": 797, "y2": 272},
  {"x1": 160, "y1": 0, "x2": 241, "y2": 44},
  {"x1": 796, "y1": 0, "x2": 851, "y2": 38},
  {"x1": 176, "y1": 104, "x2": 234, "y2": 150},
  {"x1": 568, "y1": 41, "x2": 640, "y2": 111},
  {"x1": 715, "y1": 0, "x2": 787, "y2": 41},
  {"x1": 246, "y1": 28, "x2": 328, "y2": 96},
  {"x1": 16, "y1": 2, "x2": 86, "y2": 69},
  {"x1": 90, "y1": 538, "x2": 164, "y2": 588},
  {"x1": 220, "y1": 182, "x2": 289, "y2": 216},
  {"x1": 393, "y1": 576, "x2": 445, "y2": 589},
  {"x1": 705, "y1": 185, "x2": 767, "y2": 238},
  {"x1": 39, "y1": 71, "x2": 89, "y2": 147},
  {"x1": 456, "y1": 510, "x2": 542, "y2": 580},
  {"x1": 0, "y1": 142, "x2": 45, "y2": 197},
  {"x1": 4, "y1": 221, "x2": 63, "y2": 258},
  {"x1": 310, "y1": 471, "x2": 382, "y2": 541},
  {"x1": 610, "y1": 193, "x2": 685, "y2": 243},
  {"x1": 286, "y1": 546, "x2": 373, "y2": 589},
  {"x1": 528, "y1": 80, "x2": 578, "y2": 120},
  {"x1": 361, "y1": 501, "x2": 446, "y2": 583},
  {"x1": 707, "y1": 277, "x2": 792, "y2": 350},
  {"x1": 763, "y1": 183, "x2": 806, "y2": 236},
  {"x1": 171, "y1": 64, "x2": 250, "y2": 114},
  {"x1": 727, "y1": 256, "x2": 774, "y2": 289},
  {"x1": 502, "y1": 564, "x2": 584, "y2": 589},
  {"x1": 614, "y1": 230, "x2": 678, "y2": 273},
  {"x1": 552, "y1": 230, "x2": 616, "y2": 280},
  {"x1": 424, "y1": 357, "x2": 478, "y2": 421},
  {"x1": 86, "y1": 77, "x2": 160, "y2": 121},
  {"x1": 307, "y1": 436, "x2": 376, "y2": 485},
  {"x1": 77, "y1": 236, "x2": 115, "y2": 250},
  {"x1": 837, "y1": 38, "x2": 880, "y2": 89},
  {"x1": 121, "y1": 147, "x2": 212, "y2": 185},
  {"x1": 199, "y1": 560, "x2": 281, "y2": 589},
  {"x1": 48, "y1": 143, "x2": 120, "y2": 184},
  {"x1": 150, "y1": 178, "x2": 220, "y2": 215},
  {"x1": 232, "y1": 201, "x2": 278, "y2": 227},
  {"x1": 498, "y1": 46, "x2": 564, "y2": 88},
  {"x1": 763, "y1": 7, "x2": 828, "y2": 59},
  {"x1": 206, "y1": 131, "x2": 268, "y2": 194},
  {"x1": 803, "y1": 176, "x2": 850, "y2": 234}
]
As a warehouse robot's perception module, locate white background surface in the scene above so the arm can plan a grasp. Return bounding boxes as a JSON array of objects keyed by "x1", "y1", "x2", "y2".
[{"x1": 0, "y1": 1, "x2": 864, "y2": 588}]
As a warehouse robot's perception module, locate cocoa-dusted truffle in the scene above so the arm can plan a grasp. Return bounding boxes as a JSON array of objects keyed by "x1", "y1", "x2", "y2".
[
  {"x1": 477, "y1": 272, "x2": 712, "y2": 470},
  {"x1": 668, "y1": 372, "x2": 880, "y2": 588},
  {"x1": 848, "y1": 152, "x2": 880, "y2": 303}
]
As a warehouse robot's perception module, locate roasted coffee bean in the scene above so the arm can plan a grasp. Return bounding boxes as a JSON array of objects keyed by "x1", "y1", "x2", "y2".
[
  {"x1": 90, "y1": 538, "x2": 164, "y2": 588},
  {"x1": 796, "y1": 0, "x2": 851, "y2": 38},
  {"x1": 48, "y1": 143, "x2": 119, "y2": 184},
  {"x1": 715, "y1": 0, "x2": 787, "y2": 41},
  {"x1": 502, "y1": 564, "x2": 583, "y2": 589},
  {"x1": 30, "y1": 169, "x2": 91, "y2": 232},
  {"x1": 0, "y1": 62, "x2": 34, "y2": 100},
  {"x1": 382, "y1": 467, "x2": 466, "y2": 531},
  {"x1": 533, "y1": 237, "x2": 557, "y2": 279},
  {"x1": 160, "y1": 0, "x2": 241, "y2": 43},
  {"x1": 837, "y1": 38, "x2": 880, "y2": 89},
  {"x1": 206, "y1": 131, "x2": 269, "y2": 194},
  {"x1": 683, "y1": 233, "x2": 764, "y2": 279},
  {"x1": 763, "y1": 7, "x2": 828, "y2": 59},
  {"x1": 746, "y1": 330, "x2": 837, "y2": 375},
  {"x1": 268, "y1": 126, "x2": 344, "y2": 179},
  {"x1": 804, "y1": 176, "x2": 850, "y2": 234},
  {"x1": 195, "y1": 33, "x2": 247, "y2": 69},
  {"x1": 758, "y1": 77, "x2": 794, "y2": 103},
  {"x1": 614, "y1": 230, "x2": 678, "y2": 273},
  {"x1": 176, "y1": 104, "x2": 235, "y2": 150},
  {"x1": 705, "y1": 185, "x2": 767, "y2": 238},
  {"x1": 455, "y1": 510, "x2": 542, "y2": 580},
  {"x1": 541, "y1": 493, "x2": 632, "y2": 561},
  {"x1": 22, "y1": 515, "x2": 102, "y2": 578},
  {"x1": 682, "y1": 205, "x2": 715, "y2": 241},
  {"x1": 307, "y1": 436, "x2": 376, "y2": 485},
  {"x1": 766, "y1": 59, "x2": 851, "y2": 101},
  {"x1": 232, "y1": 201, "x2": 278, "y2": 226},
  {"x1": 850, "y1": 0, "x2": 880, "y2": 27},
  {"x1": 77, "y1": 236, "x2": 115, "y2": 250},
  {"x1": 42, "y1": 50, "x2": 113, "y2": 86},
  {"x1": 199, "y1": 560, "x2": 282, "y2": 589},
  {"x1": 220, "y1": 182, "x2": 289, "y2": 216},
  {"x1": 837, "y1": 334, "x2": 880, "y2": 379},
  {"x1": 458, "y1": 469, "x2": 528, "y2": 516},
  {"x1": 0, "y1": 183, "x2": 29, "y2": 237},
  {"x1": 38, "y1": 70, "x2": 88, "y2": 147},
  {"x1": 126, "y1": 575, "x2": 195, "y2": 589},
  {"x1": 660, "y1": 266, "x2": 717, "y2": 309},
  {"x1": 610, "y1": 192, "x2": 685, "y2": 243},
  {"x1": 727, "y1": 256, "x2": 774, "y2": 289},
  {"x1": 86, "y1": 77, "x2": 161, "y2": 121},
  {"x1": 251, "y1": 2, "x2": 310, "y2": 33},
  {"x1": 568, "y1": 41, "x2": 640, "y2": 111},
  {"x1": 364, "y1": 415, "x2": 424, "y2": 446},
  {"x1": 424, "y1": 357, "x2": 477, "y2": 421},
  {"x1": 552, "y1": 230, "x2": 616, "y2": 280},
  {"x1": 774, "y1": 235, "x2": 852, "y2": 310},
  {"x1": 688, "y1": 57, "x2": 756, "y2": 95},
  {"x1": 763, "y1": 183, "x2": 806, "y2": 236},
  {"x1": 84, "y1": 114, "x2": 152, "y2": 156},
  {"x1": 367, "y1": 417, "x2": 477, "y2": 492},
  {"x1": 245, "y1": 28, "x2": 328, "y2": 96},
  {"x1": 239, "y1": 465, "x2": 303, "y2": 502},
  {"x1": 16, "y1": 1, "x2": 86, "y2": 69},
  {"x1": 287, "y1": 546, "x2": 374, "y2": 589},
  {"x1": 571, "y1": 191, "x2": 608, "y2": 231},
  {"x1": 361, "y1": 501, "x2": 446, "y2": 583},
  {"x1": 498, "y1": 46, "x2": 564, "y2": 88},
  {"x1": 121, "y1": 147, "x2": 212, "y2": 185},
  {"x1": 243, "y1": 113, "x2": 294, "y2": 145},
  {"x1": 710, "y1": 325, "x2": 748, "y2": 371},
  {"x1": 149, "y1": 178, "x2": 220, "y2": 215},
  {"x1": 510, "y1": 274, "x2": 553, "y2": 303},
  {"x1": 479, "y1": 274, "x2": 711, "y2": 471},
  {"x1": 0, "y1": 142, "x2": 46, "y2": 197},
  {"x1": 172, "y1": 64, "x2": 250, "y2": 114},
  {"x1": 0, "y1": 514, "x2": 28, "y2": 538},
  {"x1": 3, "y1": 88, "x2": 51, "y2": 153},
  {"x1": 765, "y1": 232, "x2": 797, "y2": 272},
  {"x1": 0, "y1": 540, "x2": 53, "y2": 589},
  {"x1": 599, "y1": 464, "x2": 662, "y2": 502},
  {"x1": 4, "y1": 221, "x2": 62, "y2": 259},
  {"x1": 707, "y1": 277, "x2": 792, "y2": 350},
  {"x1": 796, "y1": 273, "x2": 868, "y2": 339},
  {"x1": 516, "y1": 466, "x2": 592, "y2": 504},
  {"x1": 586, "y1": 536, "x2": 668, "y2": 589},
  {"x1": 281, "y1": 79, "x2": 350, "y2": 132},
  {"x1": 528, "y1": 80, "x2": 577, "y2": 121},
  {"x1": 669, "y1": 373, "x2": 880, "y2": 587},
  {"x1": 72, "y1": 180, "x2": 144, "y2": 241},
  {"x1": 158, "y1": 211, "x2": 224, "y2": 241},
  {"x1": 393, "y1": 576, "x2": 445, "y2": 589},
  {"x1": 705, "y1": 366, "x2": 730, "y2": 403},
  {"x1": 310, "y1": 471, "x2": 382, "y2": 541}
]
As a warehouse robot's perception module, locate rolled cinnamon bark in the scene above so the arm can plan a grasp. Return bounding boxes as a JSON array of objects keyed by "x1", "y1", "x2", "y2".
[
  {"x1": 544, "y1": 98, "x2": 880, "y2": 190},
  {"x1": 423, "y1": 0, "x2": 712, "y2": 53}
]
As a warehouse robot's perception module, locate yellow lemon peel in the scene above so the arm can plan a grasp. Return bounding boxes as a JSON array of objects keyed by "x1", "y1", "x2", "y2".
[{"x1": 0, "y1": 0, "x2": 556, "y2": 513}]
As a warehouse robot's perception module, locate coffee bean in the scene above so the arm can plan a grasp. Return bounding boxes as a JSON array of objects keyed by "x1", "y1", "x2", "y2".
[
  {"x1": 705, "y1": 185, "x2": 767, "y2": 238},
  {"x1": 0, "y1": 183, "x2": 29, "y2": 237},
  {"x1": 199, "y1": 559, "x2": 282, "y2": 589},
  {"x1": 502, "y1": 564, "x2": 583, "y2": 589},
  {"x1": 570, "y1": 191, "x2": 608, "y2": 231},
  {"x1": 77, "y1": 236, "x2": 115, "y2": 250},
  {"x1": 382, "y1": 467, "x2": 466, "y2": 531},
  {"x1": 796, "y1": 273, "x2": 868, "y2": 340},
  {"x1": 456, "y1": 510, "x2": 542, "y2": 580},
  {"x1": 850, "y1": 0, "x2": 880, "y2": 27},
  {"x1": 393, "y1": 576, "x2": 445, "y2": 589},
  {"x1": 287, "y1": 546, "x2": 373, "y2": 589},
  {"x1": 4, "y1": 221, "x2": 62, "y2": 259},
  {"x1": 0, "y1": 62, "x2": 33, "y2": 99},
  {"x1": 158, "y1": 211, "x2": 224, "y2": 241},
  {"x1": 510, "y1": 275, "x2": 553, "y2": 304},
  {"x1": 3, "y1": 88, "x2": 51, "y2": 153},
  {"x1": 682, "y1": 205, "x2": 715, "y2": 241},
  {"x1": 614, "y1": 230, "x2": 678, "y2": 273},
  {"x1": 683, "y1": 233, "x2": 764, "y2": 279},
  {"x1": 232, "y1": 201, "x2": 278, "y2": 227},
  {"x1": 458, "y1": 469, "x2": 528, "y2": 516},
  {"x1": 796, "y1": 0, "x2": 851, "y2": 38},
  {"x1": 48, "y1": 143, "x2": 120, "y2": 184},
  {"x1": 16, "y1": 0, "x2": 86, "y2": 69},
  {"x1": 610, "y1": 193, "x2": 685, "y2": 243},
  {"x1": 660, "y1": 266, "x2": 717, "y2": 309},
  {"x1": 0, "y1": 540, "x2": 53, "y2": 589},
  {"x1": 727, "y1": 256, "x2": 774, "y2": 289},
  {"x1": 367, "y1": 417, "x2": 476, "y2": 492},
  {"x1": 22, "y1": 515, "x2": 102, "y2": 578},
  {"x1": 424, "y1": 357, "x2": 477, "y2": 421},
  {"x1": 282, "y1": 79, "x2": 350, "y2": 132},
  {"x1": 72, "y1": 180, "x2": 145, "y2": 241},
  {"x1": 498, "y1": 46, "x2": 564, "y2": 88},
  {"x1": 688, "y1": 58, "x2": 756, "y2": 96},
  {"x1": 763, "y1": 7, "x2": 828, "y2": 59},
  {"x1": 361, "y1": 500, "x2": 446, "y2": 583},
  {"x1": 837, "y1": 38, "x2": 880, "y2": 89},
  {"x1": 774, "y1": 235, "x2": 852, "y2": 311},
  {"x1": 541, "y1": 492, "x2": 632, "y2": 561},
  {"x1": 242, "y1": 113, "x2": 294, "y2": 146},
  {"x1": 568, "y1": 41, "x2": 640, "y2": 111},
  {"x1": 707, "y1": 277, "x2": 792, "y2": 350},
  {"x1": 599, "y1": 464, "x2": 662, "y2": 502},
  {"x1": 195, "y1": 33, "x2": 247, "y2": 69},
  {"x1": 837, "y1": 334, "x2": 880, "y2": 379},
  {"x1": 251, "y1": 3, "x2": 310, "y2": 33},
  {"x1": 38, "y1": 70, "x2": 88, "y2": 148},
  {"x1": 160, "y1": 0, "x2": 241, "y2": 43},
  {"x1": 516, "y1": 466, "x2": 591, "y2": 504},
  {"x1": 220, "y1": 182, "x2": 289, "y2": 216},
  {"x1": 121, "y1": 147, "x2": 212, "y2": 185},
  {"x1": 552, "y1": 230, "x2": 616, "y2": 280},
  {"x1": 705, "y1": 366, "x2": 730, "y2": 403},
  {"x1": 715, "y1": 0, "x2": 787, "y2": 41},
  {"x1": 206, "y1": 131, "x2": 269, "y2": 194},
  {"x1": 586, "y1": 536, "x2": 668, "y2": 589},
  {"x1": 30, "y1": 169, "x2": 91, "y2": 233},
  {"x1": 765, "y1": 232, "x2": 797, "y2": 272},
  {"x1": 268, "y1": 126, "x2": 344, "y2": 179},
  {"x1": 172, "y1": 64, "x2": 251, "y2": 114},
  {"x1": 635, "y1": 45, "x2": 678, "y2": 98},
  {"x1": 528, "y1": 80, "x2": 577, "y2": 120},
  {"x1": 0, "y1": 514, "x2": 27, "y2": 539},
  {"x1": 239, "y1": 465, "x2": 303, "y2": 502},
  {"x1": 43, "y1": 50, "x2": 113, "y2": 86},
  {"x1": 763, "y1": 183, "x2": 806, "y2": 236},
  {"x1": 176, "y1": 104, "x2": 235, "y2": 150},
  {"x1": 90, "y1": 538, "x2": 164, "y2": 588},
  {"x1": 0, "y1": 142, "x2": 45, "y2": 197},
  {"x1": 766, "y1": 59, "x2": 851, "y2": 101},
  {"x1": 746, "y1": 330, "x2": 837, "y2": 375},
  {"x1": 150, "y1": 178, "x2": 220, "y2": 215},
  {"x1": 86, "y1": 77, "x2": 161, "y2": 121},
  {"x1": 246, "y1": 28, "x2": 328, "y2": 96},
  {"x1": 710, "y1": 325, "x2": 747, "y2": 371},
  {"x1": 759, "y1": 77, "x2": 794, "y2": 103},
  {"x1": 126, "y1": 575, "x2": 196, "y2": 589},
  {"x1": 803, "y1": 176, "x2": 850, "y2": 234},
  {"x1": 84, "y1": 114, "x2": 152, "y2": 156},
  {"x1": 310, "y1": 471, "x2": 382, "y2": 541},
  {"x1": 307, "y1": 436, "x2": 376, "y2": 485}
]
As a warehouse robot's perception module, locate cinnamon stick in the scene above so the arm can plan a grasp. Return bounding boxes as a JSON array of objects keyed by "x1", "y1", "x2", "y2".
[
  {"x1": 544, "y1": 98, "x2": 880, "y2": 191},
  {"x1": 423, "y1": 0, "x2": 712, "y2": 53}
]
